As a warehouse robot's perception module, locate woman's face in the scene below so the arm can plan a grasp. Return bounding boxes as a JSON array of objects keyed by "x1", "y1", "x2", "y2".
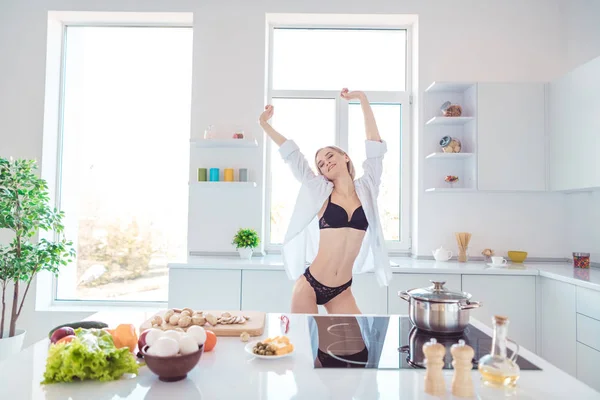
[{"x1": 316, "y1": 147, "x2": 349, "y2": 180}]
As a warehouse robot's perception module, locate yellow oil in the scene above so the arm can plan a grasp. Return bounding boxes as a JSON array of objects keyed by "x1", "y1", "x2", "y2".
[{"x1": 479, "y1": 365, "x2": 520, "y2": 388}]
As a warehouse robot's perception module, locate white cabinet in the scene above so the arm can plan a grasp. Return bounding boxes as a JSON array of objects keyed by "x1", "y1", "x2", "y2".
[
  {"x1": 548, "y1": 54, "x2": 600, "y2": 191},
  {"x1": 241, "y1": 270, "x2": 294, "y2": 313},
  {"x1": 168, "y1": 268, "x2": 241, "y2": 310},
  {"x1": 577, "y1": 342, "x2": 600, "y2": 392},
  {"x1": 387, "y1": 273, "x2": 462, "y2": 315},
  {"x1": 461, "y1": 275, "x2": 537, "y2": 352},
  {"x1": 539, "y1": 277, "x2": 577, "y2": 376},
  {"x1": 477, "y1": 83, "x2": 547, "y2": 191},
  {"x1": 351, "y1": 273, "x2": 389, "y2": 315}
]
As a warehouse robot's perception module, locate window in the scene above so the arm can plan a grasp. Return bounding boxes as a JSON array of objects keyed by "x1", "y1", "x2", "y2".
[
  {"x1": 266, "y1": 26, "x2": 411, "y2": 251},
  {"x1": 54, "y1": 26, "x2": 193, "y2": 302}
]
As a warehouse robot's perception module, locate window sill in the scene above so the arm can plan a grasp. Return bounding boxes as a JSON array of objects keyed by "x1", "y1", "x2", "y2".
[{"x1": 37, "y1": 300, "x2": 167, "y2": 313}]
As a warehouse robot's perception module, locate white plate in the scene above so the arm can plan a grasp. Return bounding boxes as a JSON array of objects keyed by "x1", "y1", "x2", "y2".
[
  {"x1": 244, "y1": 340, "x2": 294, "y2": 360},
  {"x1": 486, "y1": 263, "x2": 507, "y2": 268}
]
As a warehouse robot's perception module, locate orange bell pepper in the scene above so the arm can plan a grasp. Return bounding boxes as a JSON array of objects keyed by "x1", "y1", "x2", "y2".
[{"x1": 103, "y1": 324, "x2": 138, "y2": 352}]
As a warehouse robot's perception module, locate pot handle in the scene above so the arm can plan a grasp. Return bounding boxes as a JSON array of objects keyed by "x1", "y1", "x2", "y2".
[
  {"x1": 459, "y1": 301, "x2": 482, "y2": 310},
  {"x1": 398, "y1": 291, "x2": 410, "y2": 302}
]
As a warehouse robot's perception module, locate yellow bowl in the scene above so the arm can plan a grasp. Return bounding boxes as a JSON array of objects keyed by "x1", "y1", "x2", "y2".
[{"x1": 507, "y1": 251, "x2": 528, "y2": 263}]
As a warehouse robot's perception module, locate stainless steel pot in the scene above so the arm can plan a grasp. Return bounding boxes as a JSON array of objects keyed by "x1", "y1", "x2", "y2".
[{"x1": 398, "y1": 281, "x2": 482, "y2": 333}]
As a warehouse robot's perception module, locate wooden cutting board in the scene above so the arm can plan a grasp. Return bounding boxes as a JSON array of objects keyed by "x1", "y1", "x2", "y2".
[{"x1": 139, "y1": 309, "x2": 266, "y2": 337}]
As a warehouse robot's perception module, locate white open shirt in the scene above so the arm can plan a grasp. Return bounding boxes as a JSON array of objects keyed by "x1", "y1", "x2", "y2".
[{"x1": 278, "y1": 139, "x2": 393, "y2": 287}]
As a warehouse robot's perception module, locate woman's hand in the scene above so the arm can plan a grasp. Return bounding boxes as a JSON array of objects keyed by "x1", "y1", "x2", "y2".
[
  {"x1": 259, "y1": 105, "x2": 274, "y2": 125},
  {"x1": 340, "y1": 88, "x2": 366, "y2": 101}
]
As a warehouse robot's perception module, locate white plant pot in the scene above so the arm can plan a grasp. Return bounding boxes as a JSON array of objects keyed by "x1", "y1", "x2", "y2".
[
  {"x1": 0, "y1": 329, "x2": 26, "y2": 361},
  {"x1": 237, "y1": 248, "x2": 253, "y2": 260}
]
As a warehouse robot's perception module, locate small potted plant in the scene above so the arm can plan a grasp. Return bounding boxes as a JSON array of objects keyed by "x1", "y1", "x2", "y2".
[
  {"x1": 232, "y1": 228, "x2": 260, "y2": 259},
  {"x1": 0, "y1": 158, "x2": 75, "y2": 360}
]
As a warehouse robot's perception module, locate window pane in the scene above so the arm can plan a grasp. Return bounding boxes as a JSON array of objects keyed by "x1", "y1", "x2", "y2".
[
  {"x1": 56, "y1": 26, "x2": 193, "y2": 302},
  {"x1": 348, "y1": 103, "x2": 401, "y2": 241},
  {"x1": 269, "y1": 98, "x2": 336, "y2": 244},
  {"x1": 272, "y1": 28, "x2": 406, "y2": 91}
]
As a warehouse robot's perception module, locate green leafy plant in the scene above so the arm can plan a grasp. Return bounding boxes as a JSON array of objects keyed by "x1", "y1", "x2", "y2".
[
  {"x1": 231, "y1": 228, "x2": 260, "y2": 249},
  {"x1": 0, "y1": 158, "x2": 75, "y2": 338}
]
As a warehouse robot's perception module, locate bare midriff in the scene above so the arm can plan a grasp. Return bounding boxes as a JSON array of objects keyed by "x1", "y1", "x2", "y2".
[{"x1": 308, "y1": 227, "x2": 365, "y2": 287}]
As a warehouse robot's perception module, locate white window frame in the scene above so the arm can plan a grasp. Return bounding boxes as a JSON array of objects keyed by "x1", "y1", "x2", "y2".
[
  {"x1": 264, "y1": 22, "x2": 412, "y2": 255},
  {"x1": 37, "y1": 12, "x2": 192, "y2": 311}
]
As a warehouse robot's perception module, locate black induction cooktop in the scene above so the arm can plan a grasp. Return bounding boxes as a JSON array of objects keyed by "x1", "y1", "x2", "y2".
[{"x1": 308, "y1": 315, "x2": 541, "y2": 371}]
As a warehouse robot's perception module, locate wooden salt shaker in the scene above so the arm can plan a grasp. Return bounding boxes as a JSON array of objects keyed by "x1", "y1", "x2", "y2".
[
  {"x1": 451, "y1": 339, "x2": 475, "y2": 398},
  {"x1": 423, "y1": 338, "x2": 446, "y2": 396}
]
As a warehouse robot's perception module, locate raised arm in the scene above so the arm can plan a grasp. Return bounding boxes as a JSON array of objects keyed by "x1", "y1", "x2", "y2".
[
  {"x1": 341, "y1": 88, "x2": 387, "y2": 191},
  {"x1": 340, "y1": 88, "x2": 382, "y2": 142},
  {"x1": 259, "y1": 104, "x2": 320, "y2": 185},
  {"x1": 259, "y1": 105, "x2": 287, "y2": 146}
]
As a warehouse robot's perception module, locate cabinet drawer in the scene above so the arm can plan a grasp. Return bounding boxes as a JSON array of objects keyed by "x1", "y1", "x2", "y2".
[
  {"x1": 576, "y1": 287, "x2": 600, "y2": 320},
  {"x1": 577, "y1": 342, "x2": 600, "y2": 393},
  {"x1": 577, "y1": 313, "x2": 600, "y2": 351}
]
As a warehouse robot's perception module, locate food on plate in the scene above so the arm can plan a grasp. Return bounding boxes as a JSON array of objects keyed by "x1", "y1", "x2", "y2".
[
  {"x1": 50, "y1": 327, "x2": 75, "y2": 344},
  {"x1": 240, "y1": 332, "x2": 250, "y2": 342},
  {"x1": 148, "y1": 308, "x2": 252, "y2": 332},
  {"x1": 203, "y1": 330, "x2": 217, "y2": 352},
  {"x1": 42, "y1": 328, "x2": 139, "y2": 383},
  {"x1": 142, "y1": 326, "x2": 204, "y2": 357},
  {"x1": 253, "y1": 336, "x2": 294, "y2": 356},
  {"x1": 48, "y1": 321, "x2": 108, "y2": 338}
]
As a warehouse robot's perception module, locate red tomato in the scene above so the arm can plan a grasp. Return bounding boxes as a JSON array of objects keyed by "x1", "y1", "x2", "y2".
[
  {"x1": 56, "y1": 335, "x2": 76, "y2": 345},
  {"x1": 203, "y1": 330, "x2": 217, "y2": 352}
]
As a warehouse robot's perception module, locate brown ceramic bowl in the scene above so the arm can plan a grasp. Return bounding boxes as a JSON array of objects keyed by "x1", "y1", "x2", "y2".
[{"x1": 141, "y1": 344, "x2": 203, "y2": 382}]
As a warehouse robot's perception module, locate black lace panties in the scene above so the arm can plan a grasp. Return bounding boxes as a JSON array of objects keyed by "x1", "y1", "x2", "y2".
[{"x1": 303, "y1": 268, "x2": 352, "y2": 305}]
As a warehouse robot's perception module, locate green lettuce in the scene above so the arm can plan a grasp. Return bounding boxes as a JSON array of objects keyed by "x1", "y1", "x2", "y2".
[{"x1": 42, "y1": 328, "x2": 139, "y2": 384}]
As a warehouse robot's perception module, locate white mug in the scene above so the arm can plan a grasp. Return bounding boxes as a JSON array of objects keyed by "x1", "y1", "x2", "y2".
[{"x1": 491, "y1": 256, "x2": 508, "y2": 265}]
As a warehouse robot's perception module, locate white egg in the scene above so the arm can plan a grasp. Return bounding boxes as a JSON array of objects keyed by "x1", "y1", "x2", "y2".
[
  {"x1": 186, "y1": 325, "x2": 207, "y2": 345},
  {"x1": 162, "y1": 330, "x2": 182, "y2": 342},
  {"x1": 145, "y1": 328, "x2": 164, "y2": 347},
  {"x1": 151, "y1": 337, "x2": 179, "y2": 357},
  {"x1": 179, "y1": 335, "x2": 199, "y2": 355}
]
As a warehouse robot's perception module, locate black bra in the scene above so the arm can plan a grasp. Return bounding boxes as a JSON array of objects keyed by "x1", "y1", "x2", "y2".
[{"x1": 319, "y1": 195, "x2": 368, "y2": 231}]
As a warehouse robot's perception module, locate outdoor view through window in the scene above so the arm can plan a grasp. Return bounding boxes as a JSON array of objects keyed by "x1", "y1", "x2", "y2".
[{"x1": 56, "y1": 26, "x2": 192, "y2": 302}]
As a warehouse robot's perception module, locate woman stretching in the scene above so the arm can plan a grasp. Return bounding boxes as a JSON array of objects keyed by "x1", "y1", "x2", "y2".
[{"x1": 260, "y1": 88, "x2": 393, "y2": 314}]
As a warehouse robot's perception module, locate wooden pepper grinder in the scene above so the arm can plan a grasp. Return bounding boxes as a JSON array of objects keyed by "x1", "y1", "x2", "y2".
[
  {"x1": 423, "y1": 338, "x2": 446, "y2": 396},
  {"x1": 451, "y1": 339, "x2": 475, "y2": 398}
]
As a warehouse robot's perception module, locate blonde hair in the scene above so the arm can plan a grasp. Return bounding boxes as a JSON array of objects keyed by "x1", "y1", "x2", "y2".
[{"x1": 315, "y1": 146, "x2": 356, "y2": 180}]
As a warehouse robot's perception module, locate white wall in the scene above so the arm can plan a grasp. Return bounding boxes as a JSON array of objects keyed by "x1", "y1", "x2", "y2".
[
  {"x1": 0, "y1": 0, "x2": 572, "y2": 345},
  {"x1": 558, "y1": 0, "x2": 600, "y2": 263}
]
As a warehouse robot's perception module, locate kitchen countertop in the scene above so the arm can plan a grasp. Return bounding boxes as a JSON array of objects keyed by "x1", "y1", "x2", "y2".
[
  {"x1": 0, "y1": 311, "x2": 598, "y2": 400},
  {"x1": 170, "y1": 256, "x2": 600, "y2": 292}
]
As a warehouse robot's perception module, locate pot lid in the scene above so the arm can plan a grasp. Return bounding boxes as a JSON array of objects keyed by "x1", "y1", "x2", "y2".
[{"x1": 406, "y1": 281, "x2": 471, "y2": 303}]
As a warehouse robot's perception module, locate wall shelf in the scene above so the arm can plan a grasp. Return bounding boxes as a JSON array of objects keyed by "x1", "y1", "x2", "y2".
[
  {"x1": 191, "y1": 138, "x2": 258, "y2": 148},
  {"x1": 191, "y1": 182, "x2": 257, "y2": 187},
  {"x1": 426, "y1": 116, "x2": 475, "y2": 125},
  {"x1": 425, "y1": 81, "x2": 476, "y2": 93},
  {"x1": 426, "y1": 152, "x2": 474, "y2": 159}
]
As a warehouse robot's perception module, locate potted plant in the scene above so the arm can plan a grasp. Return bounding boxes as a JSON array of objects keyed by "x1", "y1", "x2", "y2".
[
  {"x1": 231, "y1": 228, "x2": 259, "y2": 260},
  {"x1": 0, "y1": 158, "x2": 75, "y2": 359}
]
